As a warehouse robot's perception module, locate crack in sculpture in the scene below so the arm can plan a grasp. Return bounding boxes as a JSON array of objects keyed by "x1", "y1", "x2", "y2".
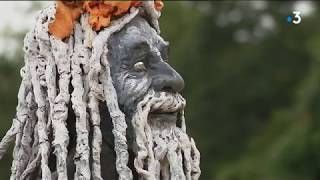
[{"x1": 0, "y1": 1, "x2": 201, "y2": 180}]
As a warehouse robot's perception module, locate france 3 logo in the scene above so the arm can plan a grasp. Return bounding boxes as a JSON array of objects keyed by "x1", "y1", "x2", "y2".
[{"x1": 287, "y1": 11, "x2": 301, "y2": 24}]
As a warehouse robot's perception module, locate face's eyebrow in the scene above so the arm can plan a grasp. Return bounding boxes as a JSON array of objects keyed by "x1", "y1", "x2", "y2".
[
  {"x1": 131, "y1": 40, "x2": 150, "y2": 52},
  {"x1": 125, "y1": 40, "x2": 150, "y2": 63}
]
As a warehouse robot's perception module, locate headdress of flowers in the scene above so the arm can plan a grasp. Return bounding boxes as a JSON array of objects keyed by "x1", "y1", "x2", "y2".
[{"x1": 49, "y1": 1, "x2": 164, "y2": 39}]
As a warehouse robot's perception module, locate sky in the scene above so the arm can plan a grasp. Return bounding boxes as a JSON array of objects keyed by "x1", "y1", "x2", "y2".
[
  {"x1": 0, "y1": 2, "x2": 50, "y2": 31},
  {"x1": 0, "y1": 2, "x2": 48, "y2": 57}
]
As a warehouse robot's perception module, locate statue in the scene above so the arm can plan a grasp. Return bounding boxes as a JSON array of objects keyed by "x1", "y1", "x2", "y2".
[{"x1": 0, "y1": 1, "x2": 201, "y2": 180}]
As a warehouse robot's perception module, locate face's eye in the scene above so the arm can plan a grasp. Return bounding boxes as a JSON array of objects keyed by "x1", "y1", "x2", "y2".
[{"x1": 133, "y1": 61, "x2": 146, "y2": 72}]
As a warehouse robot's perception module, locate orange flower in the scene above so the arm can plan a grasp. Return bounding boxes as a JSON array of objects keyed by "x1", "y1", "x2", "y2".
[
  {"x1": 49, "y1": 1, "x2": 163, "y2": 39},
  {"x1": 131, "y1": 1, "x2": 142, "y2": 8},
  {"x1": 48, "y1": 1, "x2": 83, "y2": 39},
  {"x1": 84, "y1": 1, "x2": 139, "y2": 31},
  {"x1": 108, "y1": 1, "x2": 132, "y2": 16},
  {"x1": 155, "y1": 0, "x2": 164, "y2": 11}
]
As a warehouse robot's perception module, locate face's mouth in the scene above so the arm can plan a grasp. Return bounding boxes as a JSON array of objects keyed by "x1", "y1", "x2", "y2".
[
  {"x1": 142, "y1": 91, "x2": 185, "y2": 125},
  {"x1": 148, "y1": 110, "x2": 178, "y2": 124}
]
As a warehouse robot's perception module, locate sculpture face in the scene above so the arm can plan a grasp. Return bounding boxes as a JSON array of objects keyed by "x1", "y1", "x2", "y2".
[
  {"x1": 108, "y1": 16, "x2": 185, "y2": 119},
  {"x1": 97, "y1": 16, "x2": 201, "y2": 179}
]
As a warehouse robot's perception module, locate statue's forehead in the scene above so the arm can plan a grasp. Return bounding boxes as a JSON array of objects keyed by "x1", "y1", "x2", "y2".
[
  {"x1": 113, "y1": 17, "x2": 168, "y2": 50},
  {"x1": 121, "y1": 27, "x2": 157, "y2": 48}
]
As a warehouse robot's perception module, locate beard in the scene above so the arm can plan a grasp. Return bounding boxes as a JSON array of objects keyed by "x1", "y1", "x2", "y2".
[{"x1": 130, "y1": 90, "x2": 201, "y2": 180}]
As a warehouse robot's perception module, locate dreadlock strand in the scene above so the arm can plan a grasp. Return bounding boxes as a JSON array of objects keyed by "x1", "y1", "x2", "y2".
[
  {"x1": 50, "y1": 37, "x2": 71, "y2": 179},
  {"x1": 177, "y1": 105, "x2": 193, "y2": 180},
  {"x1": 32, "y1": 3, "x2": 71, "y2": 179},
  {"x1": 81, "y1": 18, "x2": 104, "y2": 180},
  {"x1": 132, "y1": 92, "x2": 157, "y2": 180},
  {"x1": 15, "y1": 92, "x2": 36, "y2": 179},
  {"x1": 70, "y1": 24, "x2": 91, "y2": 180},
  {"x1": 141, "y1": 1, "x2": 161, "y2": 34},
  {"x1": 142, "y1": 100, "x2": 158, "y2": 179},
  {"x1": 190, "y1": 138, "x2": 201, "y2": 180},
  {"x1": 176, "y1": 130, "x2": 192, "y2": 180},
  {"x1": 10, "y1": 123, "x2": 24, "y2": 180},
  {"x1": 9, "y1": 22, "x2": 45, "y2": 179},
  {"x1": 31, "y1": 3, "x2": 60, "y2": 179},
  {"x1": 131, "y1": 91, "x2": 201, "y2": 180},
  {"x1": 7, "y1": 59, "x2": 33, "y2": 180},
  {"x1": 20, "y1": 123, "x2": 41, "y2": 180},
  {"x1": 30, "y1": 55, "x2": 52, "y2": 179},
  {"x1": 21, "y1": 152, "x2": 41, "y2": 180},
  {"x1": 0, "y1": 61, "x2": 33, "y2": 161},
  {"x1": 43, "y1": 34, "x2": 58, "y2": 135},
  {"x1": 97, "y1": 8, "x2": 139, "y2": 180}
]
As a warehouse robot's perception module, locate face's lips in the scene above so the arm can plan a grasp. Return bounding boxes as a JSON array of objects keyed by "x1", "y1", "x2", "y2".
[
  {"x1": 144, "y1": 92, "x2": 185, "y2": 124},
  {"x1": 150, "y1": 111, "x2": 178, "y2": 116},
  {"x1": 149, "y1": 103, "x2": 182, "y2": 114},
  {"x1": 150, "y1": 109, "x2": 178, "y2": 114},
  {"x1": 148, "y1": 111, "x2": 178, "y2": 124}
]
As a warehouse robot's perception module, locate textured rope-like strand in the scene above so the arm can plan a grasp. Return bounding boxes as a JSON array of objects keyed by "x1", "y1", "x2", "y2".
[
  {"x1": 141, "y1": 1, "x2": 161, "y2": 34},
  {"x1": 132, "y1": 91, "x2": 201, "y2": 180},
  {"x1": 15, "y1": 92, "x2": 35, "y2": 179},
  {"x1": 51, "y1": 37, "x2": 71, "y2": 180},
  {"x1": 71, "y1": 25, "x2": 91, "y2": 180},
  {"x1": 20, "y1": 122, "x2": 41, "y2": 179},
  {"x1": 96, "y1": 8, "x2": 139, "y2": 180},
  {"x1": 78, "y1": 15, "x2": 104, "y2": 180},
  {"x1": 0, "y1": 65, "x2": 33, "y2": 161},
  {"x1": 132, "y1": 92, "x2": 157, "y2": 180},
  {"x1": 30, "y1": 57, "x2": 51, "y2": 180}
]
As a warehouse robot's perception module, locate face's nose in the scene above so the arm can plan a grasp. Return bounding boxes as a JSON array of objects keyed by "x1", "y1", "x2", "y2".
[{"x1": 151, "y1": 61, "x2": 185, "y2": 93}]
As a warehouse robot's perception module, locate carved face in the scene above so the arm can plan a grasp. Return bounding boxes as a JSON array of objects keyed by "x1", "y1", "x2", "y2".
[
  {"x1": 99, "y1": 16, "x2": 200, "y2": 180},
  {"x1": 107, "y1": 16, "x2": 185, "y2": 115}
]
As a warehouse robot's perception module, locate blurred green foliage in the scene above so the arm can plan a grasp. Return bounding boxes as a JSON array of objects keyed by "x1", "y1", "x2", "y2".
[{"x1": 1, "y1": 1, "x2": 320, "y2": 180}]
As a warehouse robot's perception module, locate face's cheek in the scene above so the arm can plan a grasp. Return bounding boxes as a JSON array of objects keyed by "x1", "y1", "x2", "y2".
[{"x1": 111, "y1": 71, "x2": 152, "y2": 112}]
